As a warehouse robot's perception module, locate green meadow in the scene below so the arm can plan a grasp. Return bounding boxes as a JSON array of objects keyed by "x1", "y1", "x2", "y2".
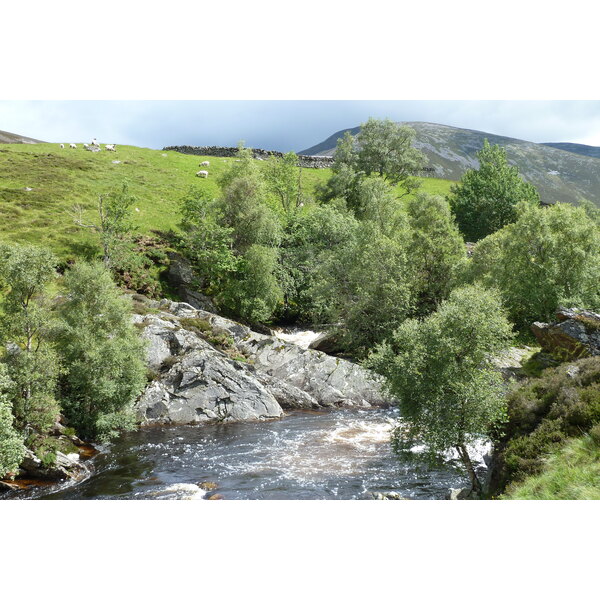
[{"x1": 0, "y1": 143, "x2": 455, "y2": 261}]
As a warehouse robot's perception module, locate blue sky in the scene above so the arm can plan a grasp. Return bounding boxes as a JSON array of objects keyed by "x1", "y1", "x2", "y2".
[{"x1": 2, "y1": 101, "x2": 600, "y2": 151}]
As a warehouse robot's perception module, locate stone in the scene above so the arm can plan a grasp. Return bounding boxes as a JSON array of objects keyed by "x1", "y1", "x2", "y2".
[
  {"x1": 446, "y1": 487, "x2": 475, "y2": 500},
  {"x1": 308, "y1": 331, "x2": 346, "y2": 355},
  {"x1": 134, "y1": 301, "x2": 389, "y2": 426},
  {"x1": 199, "y1": 481, "x2": 218, "y2": 491},
  {"x1": 531, "y1": 307, "x2": 600, "y2": 360}
]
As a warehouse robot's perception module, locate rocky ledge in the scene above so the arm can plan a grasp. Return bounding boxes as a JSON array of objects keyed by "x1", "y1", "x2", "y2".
[
  {"x1": 531, "y1": 307, "x2": 600, "y2": 360},
  {"x1": 134, "y1": 300, "x2": 389, "y2": 426}
]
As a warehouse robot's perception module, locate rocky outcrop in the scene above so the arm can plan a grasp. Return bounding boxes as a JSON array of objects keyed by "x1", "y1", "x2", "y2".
[
  {"x1": 307, "y1": 331, "x2": 347, "y2": 355},
  {"x1": 531, "y1": 308, "x2": 600, "y2": 360},
  {"x1": 135, "y1": 300, "x2": 388, "y2": 426},
  {"x1": 19, "y1": 449, "x2": 91, "y2": 482}
]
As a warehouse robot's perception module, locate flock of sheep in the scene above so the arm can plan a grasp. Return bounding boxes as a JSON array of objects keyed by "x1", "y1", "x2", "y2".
[{"x1": 59, "y1": 138, "x2": 117, "y2": 152}]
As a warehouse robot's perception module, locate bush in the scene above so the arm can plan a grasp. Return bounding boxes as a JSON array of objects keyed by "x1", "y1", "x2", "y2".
[{"x1": 492, "y1": 356, "x2": 600, "y2": 492}]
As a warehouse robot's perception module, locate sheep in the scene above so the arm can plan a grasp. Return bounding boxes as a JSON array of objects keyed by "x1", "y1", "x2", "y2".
[
  {"x1": 105, "y1": 144, "x2": 116, "y2": 151},
  {"x1": 199, "y1": 160, "x2": 210, "y2": 167},
  {"x1": 196, "y1": 170, "x2": 209, "y2": 178},
  {"x1": 91, "y1": 138, "x2": 99, "y2": 147},
  {"x1": 59, "y1": 143, "x2": 65, "y2": 149},
  {"x1": 83, "y1": 143, "x2": 89, "y2": 149},
  {"x1": 69, "y1": 143, "x2": 77, "y2": 149}
]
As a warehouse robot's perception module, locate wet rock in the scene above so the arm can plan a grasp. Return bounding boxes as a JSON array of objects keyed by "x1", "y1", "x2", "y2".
[
  {"x1": 0, "y1": 480, "x2": 19, "y2": 492},
  {"x1": 532, "y1": 308, "x2": 600, "y2": 360},
  {"x1": 19, "y1": 449, "x2": 90, "y2": 482},
  {"x1": 446, "y1": 487, "x2": 477, "y2": 500},
  {"x1": 199, "y1": 481, "x2": 218, "y2": 491},
  {"x1": 308, "y1": 331, "x2": 346, "y2": 355},
  {"x1": 206, "y1": 493, "x2": 224, "y2": 500},
  {"x1": 364, "y1": 491, "x2": 407, "y2": 500}
]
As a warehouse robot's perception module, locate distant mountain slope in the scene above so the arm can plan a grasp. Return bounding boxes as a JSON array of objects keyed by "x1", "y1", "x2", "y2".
[
  {"x1": 300, "y1": 122, "x2": 600, "y2": 206},
  {"x1": 0, "y1": 129, "x2": 45, "y2": 144},
  {"x1": 542, "y1": 142, "x2": 600, "y2": 159}
]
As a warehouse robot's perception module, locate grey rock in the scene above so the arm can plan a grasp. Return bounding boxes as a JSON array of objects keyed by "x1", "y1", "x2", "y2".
[
  {"x1": 135, "y1": 301, "x2": 389, "y2": 425},
  {"x1": 531, "y1": 307, "x2": 600, "y2": 359},
  {"x1": 446, "y1": 487, "x2": 475, "y2": 500}
]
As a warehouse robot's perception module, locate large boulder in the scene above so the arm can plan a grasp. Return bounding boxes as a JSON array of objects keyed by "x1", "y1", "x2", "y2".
[
  {"x1": 137, "y1": 313, "x2": 283, "y2": 425},
  {"x1": 135, "y1": 300, "x2": 388, "y2": 425},
  {"x1": 531, "y1": 308, "x2": 600, "y2": 360}
]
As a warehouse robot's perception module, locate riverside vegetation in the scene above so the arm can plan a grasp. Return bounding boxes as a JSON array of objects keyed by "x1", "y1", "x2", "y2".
[{"x1": 1, "y1": 118, "x2": 600, "y2": 499}]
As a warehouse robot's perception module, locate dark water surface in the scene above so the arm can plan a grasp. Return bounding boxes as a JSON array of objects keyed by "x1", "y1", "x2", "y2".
[{"x1": 36, "y1": 409, "x2": 469, "y2": 500}]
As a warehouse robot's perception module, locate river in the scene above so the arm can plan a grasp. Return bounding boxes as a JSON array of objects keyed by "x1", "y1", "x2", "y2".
[{"x1": 29, "y1": 408, "x2": 476, "y2": 500}]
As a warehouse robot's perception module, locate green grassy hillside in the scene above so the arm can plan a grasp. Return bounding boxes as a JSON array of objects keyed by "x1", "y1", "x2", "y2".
[
  {"x1": 0, "y1": 143, "x2": 454, "y2": 261},
  {"x1": 506, "y1": 432, "x2": 600, "y2": 500}
]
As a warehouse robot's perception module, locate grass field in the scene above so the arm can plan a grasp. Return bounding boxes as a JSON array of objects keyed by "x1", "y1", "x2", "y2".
[
  {"x1": 505, "y1": 433, "x2": 600, "y2": 500},
  {"x1": 0, "y1": 143, "x2": 455, "y2": 261}
]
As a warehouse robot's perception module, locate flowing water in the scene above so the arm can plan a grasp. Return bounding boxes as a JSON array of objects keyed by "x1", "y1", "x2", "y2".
[
  {"x1": 33, "y1": 408, "x2": 475, "y2": 500},
  {"x1": 10, "y1": 331, "x2": 483, "y2": 500}
]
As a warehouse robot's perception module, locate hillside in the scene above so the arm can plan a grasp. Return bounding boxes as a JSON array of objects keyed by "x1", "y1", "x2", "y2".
[
  {"x1": 300, "y1": 122, "x2": 600, "y2": 207},
  {"x1": 0, "y1": 129, "x2": 46, "y2": 144},
  {"x1": 542, "y1": 141, "x2": 600, "y2": 159},
  {"x1": 0, "y1": 142, "x2": 453, "y2": 261}
]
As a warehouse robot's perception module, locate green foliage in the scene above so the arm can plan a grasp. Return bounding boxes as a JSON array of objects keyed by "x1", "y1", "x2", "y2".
[
  {"x1": 0, "y1": 365, "x2": 26, "y2": 479},
  {"x1": 313, "y1": 221, "x2": 415, "y2": 356},
  {"x1": 278, "y1": 204, "x2": 359, "y2": 321},
  {"x1": 318, "y1": 119, "x2": 427, "y2": 212},
  {"x1": 505, "y1": 433, "x2": 600, "y2": 500},
  {"x1": 56, "y1": 262, "x2": 147, "y2": 440},
  {"x1": 368, "y1": 285, "x2": 514, "y2": 490},
  {"x1": 179, "y1": 188, "x2": 239, "y2": 289},
  {"x1": 448, "y1": 140, "x2": 540, "y2": 241},
  {"x1": 494, "y1": 356, "x2": 600, "y2": 491},
  {"x1": 216, "y1": 175, "x2": 281, "y2": 252},
  {"x1": 407, "y1": 193, "x2": 466, "y2": 314},
  {"x1": 356, "y1": 118, "x2": 427, "y2": 189},
  {"x1": 264, "y1": 152, "x2": 304, "y2": 215},
  {"x1": 0, "y1": 243, "x2": 61, "y2": 434},
  {"x1": 220, "y1": 245, "x2": 283, "y2": 323},
  {"x1": 469, "y1": 202, "x2": 600, "y2": 328}
]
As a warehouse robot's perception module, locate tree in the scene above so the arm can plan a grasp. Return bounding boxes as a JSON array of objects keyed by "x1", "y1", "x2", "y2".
[
  {"x1": 180, "y1": 188, "x2": 239, "y2": 290},
  {"x1": 356, "y1": 118, "x2": 427, "y2": 190},
  {"x1": 312, "y1": 221, "x2": 415, "y2": 356},
  {"x1": 0, "y1": 244, "x2": 60, "y2": 434},
  {"x1": 57, "y1": 262, "x2": 147, "y2": 440},
  {"x1": 407, "y1": 194, "x2": 466, "y2": 315},
  {"x1": 448, "y1": 140, "x2": 540, "y2": 241},
  {"x1": 318, "y1": 119, "x2": 427, "y2": 210},
  {"x1": 279, "y1": 205, "x2": 358, "y2": 321},
  {"x1": 220, "y1": 245, "x2": 283, "y2": 323},
  {"x1": 469, "y1": 201, "x2": 600, "y2": 328},
  {"x1": 264, "y1": 151, "x2": 304, "y2": 216},
  {"x1": 216, "y1": 175, "x2": 281, "y2": 253},
  {"x1": 0, "y1": 365, "x2": 26, "y2": 479},
  {"x1": 69, "y1": 183, "x2": 137, "y2": 270},
  {"x1": 368, "y1": 285, "x2": 514, "y2": 494}
]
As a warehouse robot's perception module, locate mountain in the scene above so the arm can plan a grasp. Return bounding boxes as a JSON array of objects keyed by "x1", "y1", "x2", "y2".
[
  {"x1": 542, "y1": 142, "x2": 600, "y2": 159},
  {"x1": 0, "y1": 129, "x2": 46, "y2": 144},
  {"x1": 300, "y1": 122, "x2": 600, "y2": 206}
]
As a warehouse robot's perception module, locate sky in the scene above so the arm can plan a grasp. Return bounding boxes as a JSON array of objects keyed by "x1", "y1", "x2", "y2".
[{"x1": 2, "y1": 100, "x2": 600, "y2": 151}]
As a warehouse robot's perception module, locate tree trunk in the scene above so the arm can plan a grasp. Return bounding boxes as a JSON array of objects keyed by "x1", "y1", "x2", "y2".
[{"x1": 455, "y1": 444, "x2": 482, "y2": 496}]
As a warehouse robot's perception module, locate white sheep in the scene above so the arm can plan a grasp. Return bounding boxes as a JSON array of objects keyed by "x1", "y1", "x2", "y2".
[
  {"x1": 91, "y1": 138, "x2": 99, "y2": 146},
  {"x1": 69, "y1": 143, "x2": 77, "y2": 149},
  {"x1": 59, "y1": 143, "x2": 65, "y2": 149},
  {"x1": 105, "y1": 144, "x2": 116, "y2": 151},
  {"x1": 199, "y1": 160, "x2": 210, "y2": 167},
  {"x1": 196, "y1": 170, "x2": 209, "y2": 178},
  {"x1": 83, "y1": 143, "x2": 89, "y2": 149}
]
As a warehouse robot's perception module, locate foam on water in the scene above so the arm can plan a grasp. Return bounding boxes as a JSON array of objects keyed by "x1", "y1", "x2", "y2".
[{"x1": 273, "y1": 329, "x2": 321, "y2": 349}]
